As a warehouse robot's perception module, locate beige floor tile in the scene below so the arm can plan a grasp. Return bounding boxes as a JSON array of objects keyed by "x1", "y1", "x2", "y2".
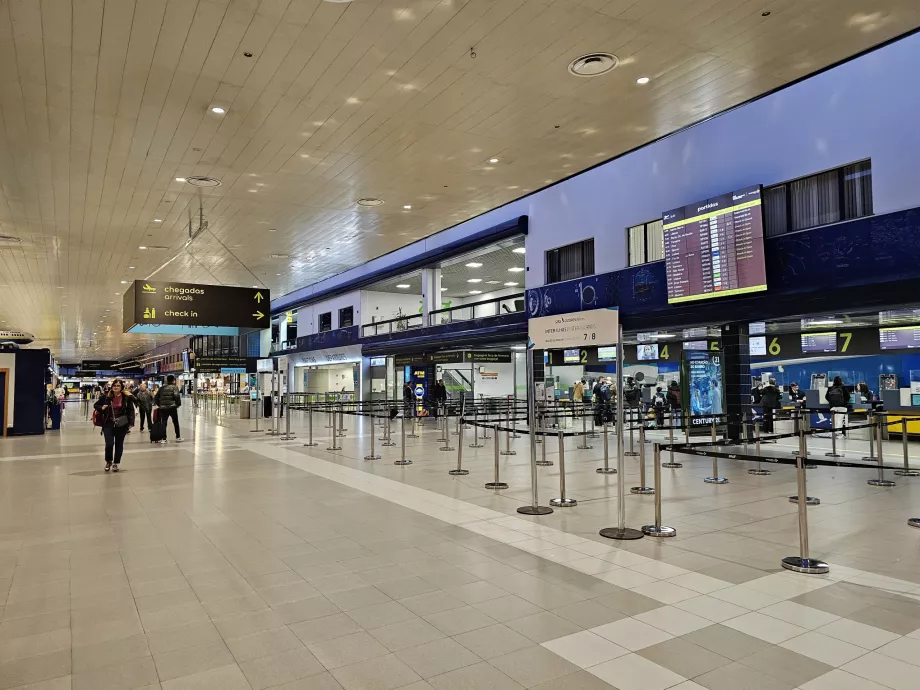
[
  {"x1": 71, "y1": 656, "x2": 159, "y2": 690},
  {"x1": 160, "y1": 663, "x2": 251, "y2": 690},
  {"x1": 427, "y1": 662, "x2": 524, "y2": 690},
  {"x1": 308, "y1": 632, "x2": 390, "y2": 670},
  {"x1": 289, "y1": 613, "x2": 363, "y2": 646},
  {"x1": 681, "y1": 624, "x2": 773, "y2": 661},
  {"x1": 267, "y1": 671, "x2": 345, "y2": 689},
  {"x1": 395, "y1": 638, "x2": 481, "y2": 679},
  {"x1": 212, "y1": 609, "x2": 285, "y2": 639},
  {"x1": 72, "y1": 634, "x2": 151, "y2": 674},
  {"x1": 470, "y1": 596, "x2": 542, "y2": 623},
  {"x1": 638, "y1": 637, "x2": 732, "y2": 679},
  {"x1": 369, "y1": 618, "x2": 446, "y2": 653},
  {"x1": 271, "y1": 595, "x2": 340, "y2": 624},
  {"x1": 325, "y1": 587, "x2": 392, "y2": 612},
  {"x1": 140, "y1": 603, "x2": 210, "y2": 633},
  {"x1": 422, "y1": 605, "x2": 496, "y2": 636},
  {"x1": 589, "y1": 653, "x2": 687, "y2": 690},
  {"x1": 346, "y1": 601, "x2": 417, "y2": 631},
  {"x1": 225, "y1": 626, "x2": 304, "y2": 663},
  {"x1": 238, "y1": 648, "x2": 325, "y2": 690},
  {"x1": 0, "y1": 611, "x2": 70, "y2": 641},
  {"x1": 489, "y1": 646, "x2": 581, "y2": 688},
  {"x1": 0, "y1": 629, "x2": 71, "y2": 664},
  {"x1": 505, "y1": 612, "x2": 582, "y2": 644},
  {"x1": 145, "y1": 622, "x2": 222, "y2": 656},
  {"x1": 453, "y1": 624, "x2": 533, "y2": 660},
  {"x1": 1, "y1": 675, "x2": 73, "y2": 690},
  {"x1": 738, "y1": 645, "x2": 834, "y2": 686},
  {"x1": 778, "y1": 630, "x2": 867, "y2": 667},
  {"x1": 693, "y1": 661, "x2": 794, "y2": 690},
  {"x1": 153, "y1": 643, "x2": 235, "y2": 682},
  {"x1": 331, "y1": 653, "x2": 421, "y2": 690},
  {"x1": 399, "y1": 592, "x2": 466, "y2": 617},
  {"x1": 0, "y1": 649, "x2": 72, "y2": 690}
]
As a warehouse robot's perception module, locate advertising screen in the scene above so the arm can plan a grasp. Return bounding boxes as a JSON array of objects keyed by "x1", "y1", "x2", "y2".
[
  {"x1": 597, "y1": 346, "x2": 617, "y2": 361},
  {"x1": 563, "y1": 348, "x2": 581, "y2": 364},
  {"x1": 749, "y1": 336, "x2": 767, "y2": 356},
  {"x1": 663, "y1": 185, "x2": 767, "y2": 304},
  {"x1": 687, "y1": 351, "x2": 723, "y2": 419},
  {"x1": 879, "y1": 326, "x2": 920, "y2": 350},
  {"x1": 637, "y1": 344, "x2": 659, "y2": 361},
  {"x1": 801, "y1": 332, "x2": 837, "y2": 353}
]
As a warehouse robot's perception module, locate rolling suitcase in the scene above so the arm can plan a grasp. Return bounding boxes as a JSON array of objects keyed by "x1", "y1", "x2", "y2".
[{"x1": 149, "y1": 408, "x2": 167, "y2": 443}]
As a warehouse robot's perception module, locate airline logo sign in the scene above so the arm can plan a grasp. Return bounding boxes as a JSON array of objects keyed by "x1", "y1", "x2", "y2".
[
  {"x1": 528, "y1": 307, "x2": 619, "y2": 349},
  {"x1": 124, "y1": 281, "x2": 270, "y2": 331}
]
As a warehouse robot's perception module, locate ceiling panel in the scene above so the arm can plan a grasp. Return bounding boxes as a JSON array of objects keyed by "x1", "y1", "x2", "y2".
[{"x1": 0, "y1": 0, "x2": 917, "y2": 359}]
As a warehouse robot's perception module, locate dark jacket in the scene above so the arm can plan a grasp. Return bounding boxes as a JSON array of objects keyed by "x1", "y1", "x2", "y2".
[
  {"x1": 825, "y1": 385, "x2": 849, "y2": 408},
  {"x1": 94, "y1": 393, "x2": 136, "y2": 427},
  {"x1": 403, "y1": 385, "x2": 413, "y2": 403},
  {"x1": 760, "y1": 385, "x2": 779, "y2": 409},
  {"x1": 751, "y1": 386, "x2": 764, "y2": 404},
  {"x1": 136, "y1": 389, "x2": 154, "y2": 410},
  {"x1": 624, "y1": 384, "x2": 641, "y2": 407},
  {"x1": 666, "y1": 385, "x2": 681, "y2": 409},
  {"x1": 155, "y1": 383, "x2": 181, "y2": 409}
]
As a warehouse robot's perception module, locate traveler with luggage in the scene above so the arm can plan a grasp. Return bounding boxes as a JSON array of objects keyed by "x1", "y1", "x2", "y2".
[
  {"x1": 93, "y1": 379, "x2": 135, "y2": 472},
  {"x1": 135, "y1": 382, "x2": 154, "y2": 432},
  {"x1": 402, "y1": 382, "x2": 414, "y2": 417},
  {"x1": 652, "y1": 387, "x2": 668, "y2": 427},
  {"x1": 154, "y1": 375, "x2": 183, "y2": 443},
  {"x1": 760, "y1": 378, "x2": 780, "y2": 433},
  {"x1": 825, "y1": 376, "x2": 850, "y2": 437}
]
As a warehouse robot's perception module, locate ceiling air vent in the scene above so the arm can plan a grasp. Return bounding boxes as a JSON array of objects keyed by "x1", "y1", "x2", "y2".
[
  {"x1": 568, "y1": 53, "x2": 619, "y2": 77},
  {"x1": 185, "y1": 176, "x2": 222, "y2": 187},
  {"x1": 356, "y1": 198, "x2": 384, "y2": 207}
]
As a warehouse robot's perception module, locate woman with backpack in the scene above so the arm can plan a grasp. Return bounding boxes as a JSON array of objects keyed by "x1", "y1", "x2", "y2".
[
  {"x1": 93, "y1": 379, "x2": 135, "y2": 472},
  {"x1": 825, "y1": 376, "x2": 850, "y2": 437}
]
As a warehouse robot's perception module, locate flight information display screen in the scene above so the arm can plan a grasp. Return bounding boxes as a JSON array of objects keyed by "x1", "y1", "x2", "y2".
[
  {"x1": 663, "y1": 186, "x2": 767, "y2": 304},
  {"x1": 801, "y1": 332, "x2": 837, "y2": 353},
  {"x1": 879, "y1": 326, "x2": 920, "y2": 350}
]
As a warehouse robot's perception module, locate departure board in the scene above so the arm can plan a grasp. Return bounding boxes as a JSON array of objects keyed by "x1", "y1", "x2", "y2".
[
  {"x1": 880, "y1": 326, "x2": 920, "y2": 350},
  {"x1": 801, "y1": 332, "x2": 837, "y2": 353},
  {"x1": 663, "y1": 186, "x2": 767, "y2": 304}
]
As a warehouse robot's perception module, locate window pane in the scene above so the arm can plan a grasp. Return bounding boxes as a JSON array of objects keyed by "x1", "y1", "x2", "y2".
[
  {"x1": 645, "y1": 220, "x2": 664, "y2": 262},
  {"x1": 843, "y1": 160, "x2": 872, "y2": 220},
  {"x1": 628, "y1": 225, "x2": 645, "y2": 266},
  {"x1": 764, "y1": 184, "x2": 788, "y2": 236},
  {"x1": 546, "y1": 249, "x2": 560, "y2": 284},
  {"x1": 583, "y1": 239, "x2": 595, "y2": 275},
  {"x1": 790, "y1": 169, "x2": 840, "y2": 231}
]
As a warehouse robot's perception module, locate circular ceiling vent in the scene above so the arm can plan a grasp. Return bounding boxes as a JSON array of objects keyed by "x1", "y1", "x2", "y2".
[
  {"x1": 184, "y1": 176, "x2": 222, "y2": 187},
  {"x1": 356, "y1": 198, "x2": 384, "y2": 207},
  {"x1": 568, "y1": 53, "x2": 619, "y2": 77},
  {"x1": 0, "y1": 235, "x2": 22, "y2": 244}
]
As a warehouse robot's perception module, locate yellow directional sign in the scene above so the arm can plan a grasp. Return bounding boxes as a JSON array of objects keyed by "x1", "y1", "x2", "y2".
[
  {"x1": 143, "y1": 283, "x2": 157, "y2": 293},
  {"x1": 253, "y1": 311, "x2": 264, "y2": 320},
  {"x1": 254, "y1": 292, "x2": 264, "y2": 303},
  {"x1": 143, "y1": 307, "x2": 156, "y2": 319}
]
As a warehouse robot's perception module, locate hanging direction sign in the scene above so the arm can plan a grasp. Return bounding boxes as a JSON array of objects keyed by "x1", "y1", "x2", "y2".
[{"x1": 123, "y1": 281, "x2": 270, "y2": 334}]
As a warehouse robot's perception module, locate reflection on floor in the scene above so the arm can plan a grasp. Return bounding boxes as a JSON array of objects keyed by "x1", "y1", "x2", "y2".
[{"x1": 0, "y1": 408, "x2": 919, "y2": 689}]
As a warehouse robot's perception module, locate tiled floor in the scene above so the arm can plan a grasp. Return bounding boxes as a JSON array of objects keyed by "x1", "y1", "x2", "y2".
[{"x1": 1, "y1": 407, "x2": 920, "y2": 689}]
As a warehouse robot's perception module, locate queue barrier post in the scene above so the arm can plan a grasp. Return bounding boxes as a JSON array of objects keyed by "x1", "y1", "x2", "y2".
[
  {"x1": 501, "y1": 408, "x2": 516, "y2": 455},
  {"x1": 749, "y1": 414, "x2": 770, "y2": 475},
  {"x1": 588, "y1": 404, "x2": 599, "y2": 439},
  {"x1": 704, "y1": 419, "x2": 728, "y2": 484},
  {"x1": 302, "y1": 405, "x2": 318, "y2": 447},
  {"x1": 631, "y1": 424, "x2": 654, "y2": 494},
  {"x1": 863, "y1": 409, "x2": 876, "y2": 461},
  {"x1": 449, "y1": 419, "x2": 469, "y2": 476},
  {"x1": 485, "y1": 423, "x2": 508, "y2": 489},
  {"x1": 782, "y1": 455, "x2": 829, "y2": 575},
  {"x1": 394, "y1": 415, "x2": 412, "y2": 466},
  {"x1": 825, "y1": 410, "x2": 842, "y2": 458},
  {"x1": 577, "y1": 409, "x2": 592, "y2": 450},
  {"x1": 364, "y1": 412, "x2": 381, "y2": 460},
  {"x1": 549, "y1": 431, "x2": 577, "y2": 507},
  {"x1": 868, "y1": 417, "x2": 896, "y2": 487},
  {"x1": 625, "y1": 409, "x2": 638, "y2": 456},
  {"x1": 469, "y1": 408, "x2": 483, "y2": 448},
  {"x1": 788, "y1": 417, "x2": 820, "y2": 504},
  {"x1": 537, "y1": 423, "x2": 553, "y2": 466},
  {"x1": 597, "y1": 420, "x2": 616, "y2": 474},
  {"x1": 894, "y1": 417, "x2": 919, "y2": 477},
  {"x1": 279, "y1": 394, "x2": 296, "y2": 440},
  {"x1": 382, "y1": 415, "x2": 397, "y2": 447},
  {"x1": 642, "y1": 444, "x2": 676, "y2": 538},
  {"x1": 517, "y1": 346, "x2": 553, "y2": 516},
  {"x1": 662, "y1": 410, "x2": 682, "y2": 468},
  {"x1": 439, "y1": 408, "x2": 456, "y2": 451}
]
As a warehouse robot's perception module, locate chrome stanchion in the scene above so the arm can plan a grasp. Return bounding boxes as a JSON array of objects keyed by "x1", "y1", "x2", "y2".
[
  {"x1": 394, "y1": 414, "x2": 412, "y2": 466},
  {"x1": 868, "y1": 418, "x2": 896, "y2": 486},
  {"x1": 588, "y1": 405, "x2": 599, "y2": 439},
  {"x1": 537, "y1": 423, "x2": 553, "y2": 466},
  {"x1": 336, "y1": 403, "x2": 346, "y2": 437},
  {"x1": 364, "y1": 413, "x2": 381, "y2": 460},
  {"x1": 782, "y1": 455, "x2": 829, "y2": 574},
  {"x1": 485, "y1": 423, "x2": 508, "y2": 490},
  {"x1": 863, "y1": 409, "x2": 876, "y2": 461},
  {"x1": 407, "y1": 406, "x2": 420, "y2": 439},
  {"x1": 625, "y1": 409, "x2": 638, "y2": 456},
  {"x1": 825, "y1": 410, "x2": 842, "y2": 458},
  {"x1": 600, "y1": 325, "x2": 643, "y2": 540},
  {"x1": 325, "y1": 404, "x2": 335, "y2": 428},
  {"x1": 500, "y1": 408, "x2": 516, "y2": 455},
  {"x1": 517, "y1": 346, "x2": 553, "y2": 516},
  {"x1": 631, "y1": 424, "x2": 654, "y2": 494},
  {"x1": 381, "y1": 415, "x2": 396, "y2": 447},
  {"x1": 549, "y1": 431, "x2": 576, "y2": 507},
  {"x1": 894, "y1": 417, "x2": 919, "y2": 476},
  {"x1": 279, "y1": 394, "x2": 296, "y2": 440},
  {"x1": 662, "y1": 411, "x2": 682, "y2": 468},
  {"x1": 642, "y1": 444, "x2": 676, "y2": 537},
  {"x1": 482, "y1": 409, "x2": 492, "y2": 440},
  {"x1": 469, "y1": 408, "x2": 483, "y2": 448},
  {"x1": 789, "y1": 418, "x2": 819, "y2": 504},
  {"x1": 704, "y1": 420, "x2": 728, "y2": 484},
  {"x1": 597, "y1": 420, "x2": 616, "y2": 474},
  {"x1": 749, "y1": 414, "x2": 770, "y2": 475},
  {"x1": 577, "y1": 409, "x2": 592, "y2": 450},
  {"x1": 449, "y1": 420, "x2": 469, "y2": 475},
  {"x1": 439, "y1": 412, "x2": 456, "y2": 451}
]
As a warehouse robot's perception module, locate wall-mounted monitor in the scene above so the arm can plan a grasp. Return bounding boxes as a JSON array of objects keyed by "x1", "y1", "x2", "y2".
[
  {"x1": 801, "y1": 332, "x2": 837, "y2": 353},
  {"x1": 637, "y1": 344, "x2": 659, "y2": 361},
  {"x1": 369, "y1": 356, "x2": 387, "y2": 367},
  {"x1": 749, "y1": 336, "x2": 767, "y2": 356},
  {"x1": 749, "y1": 321, "x2": 766, "y2": 335},
  {"x1": 563, "y1": 348, "x2": 581, "y2": 364},
  {"x1": 663, "y1": 185, "x2": 767, "y2": 304},
  {"x1": 683, "y1": 340, "x2": 707, "y2": 351},
  {"x1": 597, "y1": 346, "x2": 617, "y2": 361},
  {"x1": 879, "y1": 326, "x2": 920, "y2": 350}
]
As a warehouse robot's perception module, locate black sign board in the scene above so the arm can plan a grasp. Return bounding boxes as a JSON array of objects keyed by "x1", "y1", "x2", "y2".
[
  {"x1": 465, "y1": 351, "x2": 512, "y2": 363},
  {"x1": 192, "y1": 355, "x2": 258, "y2": 373},
  {"x1": 429, "y1": 351, "x2": 465, "y2": 364},
  {"x1": 394, "y1": 353, "x2": 427, "y2": 367},
  {"x1": 123, "y1": 281, "x2": 270, "y2": 332},
  {"x1": 81, "y1": 360, "x2": 117, "y2": 371}
]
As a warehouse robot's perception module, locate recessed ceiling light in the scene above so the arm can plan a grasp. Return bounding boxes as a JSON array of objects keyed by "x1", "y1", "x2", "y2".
[
  {"x1": 568, "y1": 52, "x2": 618, "y2": 77},
  {"x1": 120, "y1": 280, "x2": 128, "y2": 284},
  {"x1": 508, "y1": 267, "x2": 525, "y2": 272},
  {"x1": 139, "y1": 246, "x2": 147, "y2": 250},
  {"x1": 469, "y1": 290, "x2": 482, "y2": 295},
  {"x1": 357, "y1": 198, "x2": 384, "y2": 207},
  {"x1": 128, "y1": 266, "x2": 135, "y2": 269},
  {"x1": 636, "y1": 76, "x2": 650, "y2": 85},
  {"x1": 488, "y1": 157, "x2": 499, "y2": 164},
  {"x1": 396, "y1": 284, "x2": 411, "y2": 289},
  {"x1": 504, "y1": 282, "x2": 518, "y2": 286},
  {"x1": 252, "y1": 285, "x2": 258, "y2": 288},
  {"x1": 466, "y1": 262, "x2": 483, "y2": 268},
  {"x1": 512, "y1": 345, "x2": 525, "y2": 350},
  {"x1": 211, "y1": 106, "x2": 226, "y2": 114},
  {"x1": 403, "y1": 204, "x2": 412, "y2": 210},
  {"x1": 467, "y1": 278, "x2": 482, "y2": 283},
  {"x1": 153, "y1": 219, "x2": 162, "y2": 223},
  {"x1": 175, "y1": 177, "x2": 186, "y2": 182},
  {"x1": 486, "y1": 280, "x2": 500, "y2": 285},
  {"x1": 440, "y1": 287, "x2": 447, "y2": 291},
  {"x1": 512, "y1": 247, "x2": 526, "y2": 254}
]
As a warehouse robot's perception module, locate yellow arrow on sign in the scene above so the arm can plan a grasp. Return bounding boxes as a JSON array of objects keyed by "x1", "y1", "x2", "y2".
[
  {"x1": 253, "y1": 311, "x2": 264, "y2": 319},
  {"x1": 254, "y1": 291, "x2": 263, "y2": 303}
]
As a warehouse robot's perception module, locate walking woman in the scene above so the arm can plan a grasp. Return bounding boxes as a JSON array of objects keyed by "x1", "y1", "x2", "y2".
[{"x1": 94, "y1": 379, "x2": 135, "y2": 471}]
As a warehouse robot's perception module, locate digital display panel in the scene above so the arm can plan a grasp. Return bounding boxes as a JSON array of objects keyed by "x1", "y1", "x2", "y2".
[
  {"x1": 749, "y1": 336, "x2": 767, "y2": 356},
  {"x1": 637, "y1": 344, "x2": 659, "y2": 361},
  {"x1": 563, "y1": 348, "x2": 581, "y2": 364},
  {"x1": 663, "y1": 185, "x2": 767, "y2": 304},
  {"x1": 879, "y1": 326, "x2": 920, "y2": 350},
  {"x1": 597, "y1": 346, "x2": 617, "y2": 361},
  {"x1": 637, "y1": 332, "x2": 657, "y2": 343},
  {"x1": 912, "y1": 394, "x2": 920, "y2": 406},
  {"x1": 369, "y1": 356, "x2": 387, "y2": 367},
  {"x1": 801, "y1": 332, "x2": 837, "y2": 353},
  {"x1": 749, "y1": 321, "x2": 766, "y2": 335},
  {"x1": 683, "y1": 340, "x2": 707, "y2": 351}
]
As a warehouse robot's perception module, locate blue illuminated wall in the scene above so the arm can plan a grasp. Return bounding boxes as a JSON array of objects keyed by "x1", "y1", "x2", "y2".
[{"x1": 751, "y1": 354, "x2": 920, "y2": 390}]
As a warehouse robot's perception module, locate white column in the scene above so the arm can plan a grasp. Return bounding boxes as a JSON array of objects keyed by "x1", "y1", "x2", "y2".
[{"x1": 421, "y1": 268, "x2": 442, "y2": 326}]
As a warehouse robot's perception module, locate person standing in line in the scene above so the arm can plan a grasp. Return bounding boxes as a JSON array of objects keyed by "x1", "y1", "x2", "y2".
[
  {"x1": 402, "y1": 381, "x2": 414, "y2": 417},
  {"x1": 135, "y1": 382, "x2": 154, "y2": 432},
  {"x1": 94, "y1": 379, "x2": 135, "y2": 471},
  {"x1": 154, "y1": 374, "x2": 183, "y2": 443},
  {"x1": 760, "y1": 378, "x2": 779, "y2": 433},
  {"x1": 825, "y1": 376, "x2": 850, "y2": 437},
  {"x1": 573, "y1": 379, "x2": 585, "y2": 419}
]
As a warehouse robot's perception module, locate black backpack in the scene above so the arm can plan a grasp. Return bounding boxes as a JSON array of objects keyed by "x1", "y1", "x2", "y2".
[{"x1": 826, "y1": 386, "x2": 847, "y2": 407}]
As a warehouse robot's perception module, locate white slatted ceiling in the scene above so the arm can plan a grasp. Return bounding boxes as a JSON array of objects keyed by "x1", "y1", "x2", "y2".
[{"x1": 0, "y1": 0, "x2": 917, "y2": 358}]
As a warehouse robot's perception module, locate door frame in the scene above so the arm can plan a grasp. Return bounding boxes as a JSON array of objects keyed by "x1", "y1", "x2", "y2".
[{"x1": 0, "y1": 368, "x2": 8, "y2": 436}]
